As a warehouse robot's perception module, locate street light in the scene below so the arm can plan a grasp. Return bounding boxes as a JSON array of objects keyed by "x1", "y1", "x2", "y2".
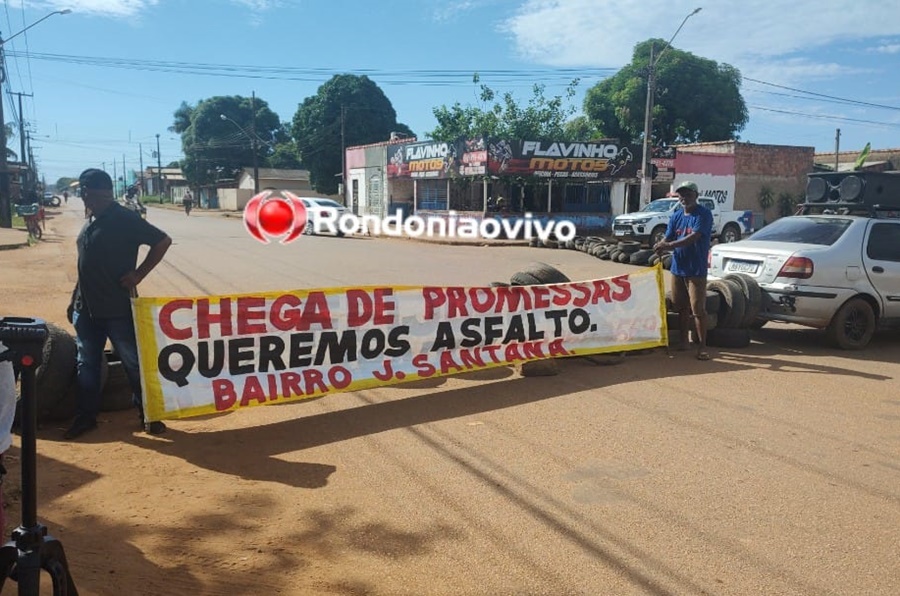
[
  {"x1": 220, "y1": 113, "x2": 261, "y2": 194},
  {"x1": 639, "y1": 7, "x2": 701, "y2": 207},
  {"x1": 0, "y1": 8, "x2": 72, "y2": 228}
]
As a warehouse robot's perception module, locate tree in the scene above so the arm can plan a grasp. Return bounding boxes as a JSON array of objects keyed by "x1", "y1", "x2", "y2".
[
  {"x1": 291, "y1": 74, "x2": 413, "y2": 195},
  {"x1": 428, "y1": 76, "x2": 580, "y2": 142},
  {"x1": 170, "y1": 95, "x2": 283, "y2": 187},
  {"x1": 583, "y1": 39, "x2": 748, "y2": 146},
  {"x1": 55, "y1": 177, "x2": 76, "y2": 190}
]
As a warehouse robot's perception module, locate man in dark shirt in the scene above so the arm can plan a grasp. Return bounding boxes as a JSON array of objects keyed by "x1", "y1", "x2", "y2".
[
  {"x1": 653, "y1": 181, "x2": 714, "y2": 361},
  {"x1": 65, "y1": 168, "x2": 172, "y2": 440}
]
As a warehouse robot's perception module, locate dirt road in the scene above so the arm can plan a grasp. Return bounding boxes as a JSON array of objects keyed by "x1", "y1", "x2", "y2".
[{"x1": 0, "y1": 202, "x2": 898, "y2": 595}]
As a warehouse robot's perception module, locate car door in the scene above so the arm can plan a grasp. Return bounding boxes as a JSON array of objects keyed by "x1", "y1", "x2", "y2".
[
  {"x1": 699, "y1": 198, "x2": 718, "y2": 231},
  {"x1": 863, "y1": 220, "x2": 900, "y2": 323}
]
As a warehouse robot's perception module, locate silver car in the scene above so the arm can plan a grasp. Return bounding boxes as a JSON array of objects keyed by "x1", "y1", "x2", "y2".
[{"x1": 709, "y1": 175, "x2": 900, "y2": 349}]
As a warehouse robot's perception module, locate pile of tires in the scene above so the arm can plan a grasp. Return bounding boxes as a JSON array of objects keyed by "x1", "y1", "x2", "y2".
[
  {"x1": 531, "y1": 234, "x2": 674, "y2": 270},
  {"x1": 25, "y1": 323, "x2": 131, "y2": 424},
  {"x1": 703, "y1": 273, "x2": 766, "y2": 348}
]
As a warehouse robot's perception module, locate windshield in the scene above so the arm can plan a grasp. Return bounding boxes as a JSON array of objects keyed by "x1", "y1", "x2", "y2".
[
  {"x1": 641, "y1": 199, "x2": 678, "y2": 213},
  {"x1": 749, "y1": 217, "x2": 852, "y2": 246},
  {"x1": 314, "y1": 199, "x2": 344, "y2": 209}
]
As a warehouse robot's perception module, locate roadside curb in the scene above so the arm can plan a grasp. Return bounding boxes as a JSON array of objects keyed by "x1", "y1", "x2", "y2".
[{"x1": 0, "y1": 229, "x2": 30, "y2": 250}]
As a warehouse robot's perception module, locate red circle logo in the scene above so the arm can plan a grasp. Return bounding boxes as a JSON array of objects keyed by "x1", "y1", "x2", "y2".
[{"x1": 243, "y1": 190, "x2": 308, "y2": 244}]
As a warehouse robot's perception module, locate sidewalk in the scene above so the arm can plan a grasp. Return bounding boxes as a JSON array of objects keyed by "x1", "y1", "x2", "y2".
[{"x1": 0, "y1": 226, "x2": 29, "y2": 250}]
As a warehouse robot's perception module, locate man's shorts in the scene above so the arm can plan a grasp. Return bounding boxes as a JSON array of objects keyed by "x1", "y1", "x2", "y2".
[{"x1": 671, "y1": 275, "x2": 707, "y2": 318}]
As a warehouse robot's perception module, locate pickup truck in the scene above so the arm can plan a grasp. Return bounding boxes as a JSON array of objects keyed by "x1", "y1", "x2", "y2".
[{"x1": 611, "y1": 197, "x2": 754, "y2": 246}]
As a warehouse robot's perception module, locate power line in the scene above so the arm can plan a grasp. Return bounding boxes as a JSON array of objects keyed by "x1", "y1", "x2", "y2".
[
  {"x1": 749, "y1": 105, "x2": 900, "y2": 128},
  {"x1": 744, "y1": 77, "x2": 900, "y2": 112}
]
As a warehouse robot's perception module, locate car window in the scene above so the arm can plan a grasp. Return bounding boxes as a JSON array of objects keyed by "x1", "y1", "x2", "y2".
[
  {"x1": 315, "y1": 199, "x2": 342, "y2": 208},
  {"x1": 749, "y1": 216, "x2": 851, "y2": 245},
  {"x1": 866, "y1": 222, "x2": 900, "y2": 262},
  {"x1": 640, "y1": 199, "x2": 678, "y2": 212}
]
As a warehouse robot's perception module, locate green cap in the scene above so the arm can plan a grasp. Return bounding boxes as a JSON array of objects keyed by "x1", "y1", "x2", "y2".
[{"x1": 675, "y1": 180, "x2": 699, "y2": 193}]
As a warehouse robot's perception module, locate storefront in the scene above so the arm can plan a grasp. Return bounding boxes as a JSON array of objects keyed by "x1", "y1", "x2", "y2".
[{"x1": 347, "y1": 137, "x2": 641, "y2": 234}]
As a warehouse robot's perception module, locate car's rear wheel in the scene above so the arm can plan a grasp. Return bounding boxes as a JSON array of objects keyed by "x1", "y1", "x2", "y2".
[
  {"x1": 719, "y1": 223, "x2": 741, "y2": 244},
  {"x1": 826, "y1": 297, "x2": 876, "y2": 350},
  {"x1": 650, "y1": 225, "x2": 667, "y2": 247}
]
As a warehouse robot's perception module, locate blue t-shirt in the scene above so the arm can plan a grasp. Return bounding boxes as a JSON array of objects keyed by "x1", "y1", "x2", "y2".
[{"x1": 665, "y1": 204, "x2": 713, "y2": 277}]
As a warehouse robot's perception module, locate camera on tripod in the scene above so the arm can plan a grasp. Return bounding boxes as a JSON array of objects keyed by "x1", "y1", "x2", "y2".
[
  {"x1": 0, "y1": 318, "x2": 48, "y2": 367},
  {"x1": 0, "y1": 316, "x2": 78, "y2": 595}
]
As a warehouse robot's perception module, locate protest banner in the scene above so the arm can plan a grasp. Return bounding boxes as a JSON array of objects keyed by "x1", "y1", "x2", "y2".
[{"x1": 133, "y1": 267, "x2": 667, "y2": 422}]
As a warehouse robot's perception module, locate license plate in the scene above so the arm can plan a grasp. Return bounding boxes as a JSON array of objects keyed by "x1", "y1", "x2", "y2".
[
  {"x1": 614, "y1": 229, "x2": 628, "y2": 236},
  {"x1": 727, "y1": 260, "x2": 759, "y2": 274}
]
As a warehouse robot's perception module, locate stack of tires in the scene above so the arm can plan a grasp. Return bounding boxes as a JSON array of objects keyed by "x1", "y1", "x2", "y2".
[
  {"x1": 704, "y1": 273, "x2": 766, "y2": 348},
  {"x1": 531, "y1": 234, "x2": 675, "y2": 270},
  {"x1": 26, "y1": 322, "x2": 134, "y2": 425}
]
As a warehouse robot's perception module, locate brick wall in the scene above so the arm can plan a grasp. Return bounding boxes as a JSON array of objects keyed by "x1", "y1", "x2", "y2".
[{"x1": 734, "y1": 143, "x2": 814, "y2": 219}]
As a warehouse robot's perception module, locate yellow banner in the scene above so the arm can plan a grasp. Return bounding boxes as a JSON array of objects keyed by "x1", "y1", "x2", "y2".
[{"x1": 133, "y1": 266, "x2": 667, "y2": 422}]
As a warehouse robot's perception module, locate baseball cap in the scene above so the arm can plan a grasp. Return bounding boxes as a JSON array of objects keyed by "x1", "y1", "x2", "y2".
[
  {"x1": 675, "y1": 181, "x2": 699, "y2": 193},
  {"x1": 79, "y1": 168, "x2": 113, "y2": 191}
]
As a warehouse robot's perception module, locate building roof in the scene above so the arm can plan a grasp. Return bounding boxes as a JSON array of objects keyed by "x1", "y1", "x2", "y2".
[{"x1": 346, "y1": 137, "x2": 416, "y2": 151}]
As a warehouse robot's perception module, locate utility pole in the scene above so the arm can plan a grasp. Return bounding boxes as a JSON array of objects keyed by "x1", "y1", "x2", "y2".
[
  {"x1": 0, "y1": 34, "x2": 11, "y2": 228},
  {"x1": 139, "y1": 143, "x2": 144, "y2": 195},
  {"x1": 122, "y1": 153, "x2": 127, "y2": 193},
  {"x1": 639, "y1": 44, "x2": 656, "y2": 209},
  {"x1": 834, "y1": 128, "x2": 841, "y2": 171},
  {"x1": 250, "y1": 91, "x2": 259, "y2": 194},
  {"x1": 12, "y1": 91, "x2": 32, "y2": 202},
  {"x1": 113, "y1": 158, "x2": 118, "y2": 199},
  {"x1": 156, "y1": 133, "x2": 162, "y2": 201},
  {"x1": 341, "y1": 104, "x2": 346, "y2": 198},
  {"x1": 639, "y1": 8, "x2": 702, "y2": 208}
]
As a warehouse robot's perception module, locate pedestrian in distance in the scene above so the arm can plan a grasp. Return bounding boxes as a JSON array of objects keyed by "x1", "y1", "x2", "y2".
[
  {"x1": 64, "y1": 168, "x2": 172, "y2": 440},
  {"x1": 653, "y1": 180, "x2": 714, "y2": 361},
  {"x1": 63, "y1": 190, "x2": 69, "y2": 204},
  {"x1": 183, "y1": 189, "x2": 193, "y2": 216}
]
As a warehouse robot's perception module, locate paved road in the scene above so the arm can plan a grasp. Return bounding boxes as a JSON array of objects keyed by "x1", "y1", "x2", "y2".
[{"x1": 17, "y1": 203, "x2": 900, "y2": 595}]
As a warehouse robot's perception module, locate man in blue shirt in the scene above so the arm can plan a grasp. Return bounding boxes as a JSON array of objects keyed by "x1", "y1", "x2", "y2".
[{"x1": 653, "y1": 181, "x2": 713, "y2": 360}]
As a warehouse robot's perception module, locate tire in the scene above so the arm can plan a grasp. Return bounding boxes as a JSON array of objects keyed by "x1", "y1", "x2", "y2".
[
  {"x1": 705, "y1": 291, "x2": 721, "y2": 316},
  {"x1": 544, "y1": 239, "x2": 559, "y2": 249},
  {"x1": 50, "y1": 196, "x2": 61, "y2": 207},
  {"x1": 617, "y1": 240, "x2": 641, "y2": 254},
  {"x1": 707, "y1": 279, "x2": 746, "y2": 329},
  {"x1": 662, "y1": 254, "x2": 672, "y2": 270},
  {"x1": 724, "y1": 273, "x2": 763, "y2": 328},
  {"x1": 826, "y1": 297, "x2": 876, "y2": 350},
  {"x1": 100, "y1": 351, "x2": 135, "y2": 412},
  {"x1": 649, "y1": 225, "x2": 667, "y2": 247},
  {"x1": 489, "y1": 281, "x2": 510, "y2": 287},
  {"x1": 565, "y1": 239, "x2": 576, "y2": 250},
  {"x1": 29, "y1": 224, "x2": 42, "y2": 240},
  {"x1": 33, "y1": 323, "x2": 78, "y2": 422},
  {"x1": 304, "y1": 219, "x2": 315, "y2": 235},
  {"x1": 706, "y1": 327, "x2": 751, "y2": 348},
  {"x1": 510, "y1": 271, "x2": 542, "y2": 286},
  {"x1": 47, "y1": 356, "x2": 110, "y2": 422},
  {"x1": 629, "y1": 249, "x2": 653, "y2": 266},
  {"x1": 617, "y1": 251, "x2": 631, "y2": 263},
  {"x1": 520, "y1": 262, "x2": 571, "y2": 284},
  {"x1": 599, "y1": 249, "x2": 612, "y2": 261},
  {"x1": 648, "y1": 253, "x2": 660, "y2": 266},
  {"x1": 529, "y1": 237, "x2": 540, "y2": 248},
  {"x1": 719, "y1": 223, "x2": 741, "y2": 244}
]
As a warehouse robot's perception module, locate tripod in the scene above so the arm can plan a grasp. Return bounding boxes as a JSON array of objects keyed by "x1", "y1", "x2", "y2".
[{"x1": 0, "y1": 317, "x2": 78, "y2": 595}]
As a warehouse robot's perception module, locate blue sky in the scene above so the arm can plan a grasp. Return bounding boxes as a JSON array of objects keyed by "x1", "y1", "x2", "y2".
[{"x1": 5, "y1": 0, "x2": 899, "y2": 186}]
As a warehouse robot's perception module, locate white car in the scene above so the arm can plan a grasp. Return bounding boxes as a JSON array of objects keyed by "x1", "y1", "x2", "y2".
[
  {"x1": 708, "y1": 172, "x2": 900, "y2": 349},
  {"x1": 298, "y1": 197, "x2": 350, "y2": 236}
]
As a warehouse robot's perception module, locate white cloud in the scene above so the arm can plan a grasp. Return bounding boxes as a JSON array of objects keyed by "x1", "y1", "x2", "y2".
[
  {"x1": 231, "y1": 0, "x2": 284, "y2": 10},
  {"x1": 39, "y1": 0, "x2": 159, "y2": 18},
  {"x1": 872, "y1": 43, "x2": 900, "y2": 54},
  {"x1": 501, "y1": 0, "x2": 900, "y2": 83}
]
